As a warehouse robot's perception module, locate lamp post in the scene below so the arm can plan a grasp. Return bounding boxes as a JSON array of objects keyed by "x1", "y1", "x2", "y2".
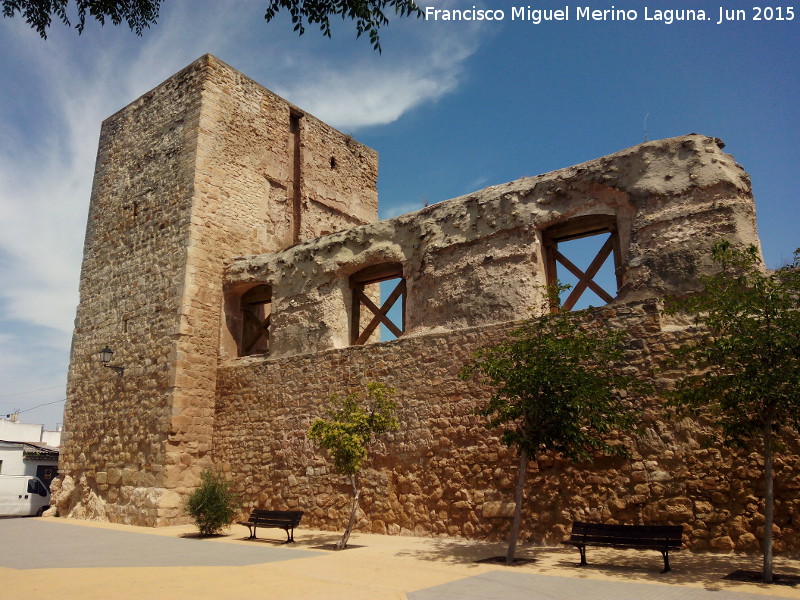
[{"x1": 99, "y1": 346, "x2": 124, "y2": 375}]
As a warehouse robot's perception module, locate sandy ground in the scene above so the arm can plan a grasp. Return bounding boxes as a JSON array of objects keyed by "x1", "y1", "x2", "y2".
[{"x1": 1, "y1": 517, "x2": 798, "y2": 600}]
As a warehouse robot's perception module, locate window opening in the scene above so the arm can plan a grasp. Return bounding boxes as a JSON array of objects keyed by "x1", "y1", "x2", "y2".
[
  {"x1": 239, "y1": 284, "x2": 272, "y2": 356},
  {"x1": 543, "y1": 215, "x2": 621, "y2": 311},
  {"x1": 350, "y1": 263, "x2": 406, "y2": 345}
]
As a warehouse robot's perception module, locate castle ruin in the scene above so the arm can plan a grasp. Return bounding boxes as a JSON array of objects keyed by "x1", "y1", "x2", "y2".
[{"x1": 53, "y1": 55, "x2": 799, "y2": 553}]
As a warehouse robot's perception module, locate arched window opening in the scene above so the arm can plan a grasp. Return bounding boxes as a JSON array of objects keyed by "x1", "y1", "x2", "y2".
[
  {"x1": 239, "y1": 284, "x2": 272, "y2": 356},
  {"x1": 350, "y1": 263, "x2": 406, "y2": 345},
  {"x1": 543, "y1": 215, "x2": 622, "y2": 311}
]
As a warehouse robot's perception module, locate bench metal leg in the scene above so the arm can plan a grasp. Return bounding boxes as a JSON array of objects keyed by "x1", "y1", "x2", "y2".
[
  {"x1": 661, "y1": 549, "x2": 671, "y2": 574},
  {"x1": 577, "y1": 545, "x2": 587, "y2": 567}
]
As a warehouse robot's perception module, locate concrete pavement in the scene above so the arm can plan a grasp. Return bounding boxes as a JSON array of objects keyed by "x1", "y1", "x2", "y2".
[{"x1": 1, "y1": 517, "x2": 798, "y2": 599}]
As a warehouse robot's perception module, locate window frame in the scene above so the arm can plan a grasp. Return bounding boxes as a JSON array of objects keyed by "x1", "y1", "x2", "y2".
[
  {"x1": 542, "y1": 215, "x2": 622, "y2": 311},
  {"x1": 349, "y1": 263, "x2": 406, "y2": 345}
]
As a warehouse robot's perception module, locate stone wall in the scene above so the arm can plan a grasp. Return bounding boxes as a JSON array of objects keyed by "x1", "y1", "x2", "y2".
[
  {"x1": 165, "y1": 56, "x2": 378, "y2": 509},
  {"x1": 56, "y1": 55, "x2": 797, "y2": 555},
  {"x1": 55, "y1": 55, "x2": 378, "y2": 525},
  {"x1": 58, "y1": 59, "x2": 206, "y2": 525},
  {"x1": 224, "y1": 134, "x2": 759, "y2": 359},
  {"x1": 214, "y1": 300, "x2": 800, "y2": 553}
]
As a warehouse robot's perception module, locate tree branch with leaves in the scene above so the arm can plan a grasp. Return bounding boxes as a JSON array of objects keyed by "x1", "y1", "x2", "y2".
[
  {"x1": 265, "y1": 0, "x2": 422, "y2": 52},
  {"x1": 309, "y1": 381, "x2": 397, "y2": 549},
  {"x1": 3, "y1": 0, "x2": 423, "y2": 50},
  {"x1": 2, "y1": 0, "x2": 160, "y2": 37}
]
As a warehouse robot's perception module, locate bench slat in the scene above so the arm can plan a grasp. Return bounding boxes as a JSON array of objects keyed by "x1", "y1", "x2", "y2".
[
  {"x1": 567, "y1": 534, "x2": 682, "y2": 548},
  {"x1": 571, "y1": 522, "x2": 682, "y2": 536}
]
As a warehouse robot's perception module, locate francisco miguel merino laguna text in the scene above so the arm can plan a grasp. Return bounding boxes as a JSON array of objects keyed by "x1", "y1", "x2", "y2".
[{"x1": 423, "y1": 5, "x2": 781, "y2": 25}]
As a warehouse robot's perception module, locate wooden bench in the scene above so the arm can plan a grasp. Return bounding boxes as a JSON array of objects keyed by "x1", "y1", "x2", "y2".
[
  {"x1": 563, "y1": 521, "x2": 683, "y2": 573},
  {"x1": 238, "y1": 509, "x2": 304, "y2": 543}
]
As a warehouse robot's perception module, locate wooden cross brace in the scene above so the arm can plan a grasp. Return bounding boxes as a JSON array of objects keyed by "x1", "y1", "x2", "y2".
[
  {"x1": 556, "y1": 236, "x2": 615, "y2": 311},
  {"x1": 242, "y1": 310, "x2": 271, "y2": 355},
  {"x1": 352, "y1": 278, "x2": 406, "y2": 345}
]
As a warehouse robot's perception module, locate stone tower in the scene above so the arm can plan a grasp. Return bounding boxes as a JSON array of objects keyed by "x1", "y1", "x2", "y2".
[{"x1": 56, "y1": 55, "x2": 378, "y2": 525}]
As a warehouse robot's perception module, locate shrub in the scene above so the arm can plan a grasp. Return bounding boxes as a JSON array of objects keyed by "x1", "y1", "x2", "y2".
[{"x1": 184, "y1": 469, "x2": 239, "y2": 536}]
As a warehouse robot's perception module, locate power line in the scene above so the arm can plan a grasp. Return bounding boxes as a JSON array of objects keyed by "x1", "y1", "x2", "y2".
[
  {"x1": 0, "y1": 384, "x2": 65, "y2": 397},
  {"x1": 16, "y1": 399, "x2": 66, "y2": 414}
]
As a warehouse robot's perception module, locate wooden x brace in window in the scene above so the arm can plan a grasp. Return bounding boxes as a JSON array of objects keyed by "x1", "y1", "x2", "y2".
[
  {"x1": 241, "y1": 310, "x2": 271, "y2": 355},
  {"x1": 351, "y1": 277, "x2": 406, "y2": 345},
  {"x1": 543, "y1": 215, "x2": 622, "y2": 312},
  {"x1": 555, "y1": 236, "x2": 615, "y2": 311}
]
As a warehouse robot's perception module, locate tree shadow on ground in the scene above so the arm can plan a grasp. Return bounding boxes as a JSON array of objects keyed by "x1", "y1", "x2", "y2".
[
  {"x1": 394, "y1": 538, "x2": 524, "y2": 569},
  {"x1": 179, "y1": 529, "x2": 342, "y2": 547},
  {"x1": 395, "y1": 541, "x2": 800, "y2": 592},
  {"x1": 239, "y1": 531, "x2": 370, "y2": 550}
]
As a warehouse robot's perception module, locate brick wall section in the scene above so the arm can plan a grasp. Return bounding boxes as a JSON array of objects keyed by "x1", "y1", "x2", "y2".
[
  {"x1": 214, "y1": 300, "x2": 800, "y2": 553},
  {"x1": 300, "y1": 116, "x2": 378, "y2": 234}
]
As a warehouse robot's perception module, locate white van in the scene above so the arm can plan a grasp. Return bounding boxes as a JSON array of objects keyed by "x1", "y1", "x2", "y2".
[{"x1": 0, "y1": 475, "x2": 50, "y2": 517}]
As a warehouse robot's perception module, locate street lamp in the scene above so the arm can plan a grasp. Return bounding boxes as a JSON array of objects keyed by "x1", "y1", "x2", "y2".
[{"x1": 99, "y1": 346, "x2": 124, "y2": 375}]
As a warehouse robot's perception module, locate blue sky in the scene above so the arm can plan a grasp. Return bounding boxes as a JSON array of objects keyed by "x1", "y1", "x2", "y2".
[{"x1": 0, "y1": 0, "x2": 798, "y2": 429}]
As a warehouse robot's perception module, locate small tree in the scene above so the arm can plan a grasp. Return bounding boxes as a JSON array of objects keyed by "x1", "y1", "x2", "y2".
[
  {"x1": 184, "y1": 469, "x2": 239, "y2": 537},
  {"x1": 309, "y1": 381, "x2": 397, "y2": 550},
  {"x1": 667, "y1": 242, "x2": 800, "y2": 583},
  {"x1": 461, "y1": 290, "x2": 641, "y2": 565}
]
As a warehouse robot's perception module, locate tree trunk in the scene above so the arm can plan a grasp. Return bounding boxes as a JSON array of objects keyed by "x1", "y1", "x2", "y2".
[
  {"x1": 337, "y1": 473, "x2": 360, "y2": 550},
  {"x1": 762, "y1": 417, "x2": 774, "y2": 583},
  {"x1": 506, "y1": 448, "x2": 529, "y2": 565}
]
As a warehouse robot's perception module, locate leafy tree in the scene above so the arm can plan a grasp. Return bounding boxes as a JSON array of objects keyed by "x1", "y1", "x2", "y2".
[
  {"x1": 461, "y1": 289, "x2": 641, "y2": 565},
  {"x1": 667, "y1": 241, "x2": 800, "y2": 584},
  {"x1": 184, "y1": 468, "x2": 239, "y2": 537},
  {"x1": 3, "y1": 0, "x2": 423, "y2": 50},
  {"x1": 309, "y1": 381, "x2": 397, "y2": 549}
]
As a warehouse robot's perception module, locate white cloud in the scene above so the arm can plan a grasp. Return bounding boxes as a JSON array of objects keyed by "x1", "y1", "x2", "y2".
[
  {"x1": 0, "y1": 3, "x2": 248, "y2": 335},
  {"x1": 0, "y1": 1, "x2": 490, "y2": 428},
  {"x1": 270, "y1": 19, "x2": 485, "y2": 130}
]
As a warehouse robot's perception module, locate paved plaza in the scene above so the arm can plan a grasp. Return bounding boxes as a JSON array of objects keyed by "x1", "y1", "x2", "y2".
[{"x1": 1, "y1": 517, "x2": 798, "y2": 599}]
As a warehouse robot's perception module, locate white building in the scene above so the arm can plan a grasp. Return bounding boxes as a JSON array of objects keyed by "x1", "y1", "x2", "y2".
[
  {"x1": 0, "y1": 417, "x2": 60, "y2": 490},
  {"x1": 0, "y1": 417, "x2": 61, "y2": 447}
]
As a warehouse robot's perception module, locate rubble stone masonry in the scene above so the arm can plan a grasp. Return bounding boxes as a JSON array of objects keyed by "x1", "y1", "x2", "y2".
[
  {"x1": 54, "y1": 55, "x2": 799, "y2": 555},
  {"x1": 215, "y1": 300, "x2": 800, "y2": 553}
]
